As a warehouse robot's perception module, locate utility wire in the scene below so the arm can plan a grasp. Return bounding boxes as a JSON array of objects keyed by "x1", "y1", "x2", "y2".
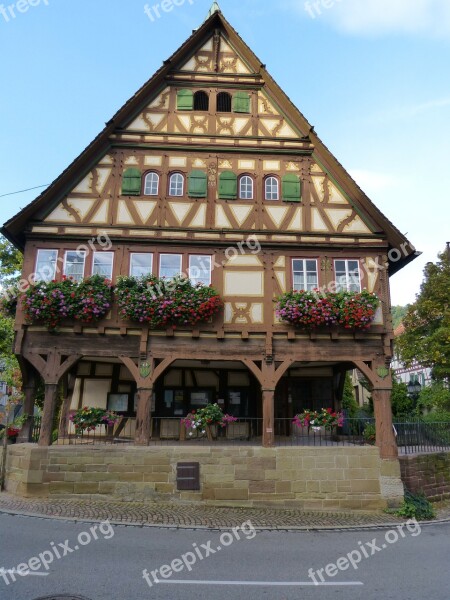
[{"x1": 0, "y1": 184, "x2": 50, "y2": 199}]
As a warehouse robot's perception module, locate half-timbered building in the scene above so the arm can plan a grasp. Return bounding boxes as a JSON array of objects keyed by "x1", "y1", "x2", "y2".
[{"x1": 2, "y1": 6, "x2": 417, "y2": 467}]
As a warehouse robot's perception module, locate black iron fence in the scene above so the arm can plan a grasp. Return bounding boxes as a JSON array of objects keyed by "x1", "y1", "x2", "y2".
[{"x1": 26, "y1": 415, "x2": 450, "y2": 452}]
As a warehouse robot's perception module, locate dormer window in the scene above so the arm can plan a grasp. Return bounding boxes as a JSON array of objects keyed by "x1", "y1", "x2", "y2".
[
  {"x1": 194, "y1": 91, "x2": 209, "y2": 111},
  {"x1": 217, "y1": 92, "x2": 232, "y2": 113},
  {"x1": 169, "y1": 173, "x2": 184, "y2": 197},
  {"x1": 144, "y1": 172, "x2": 159, "y2": 196}
]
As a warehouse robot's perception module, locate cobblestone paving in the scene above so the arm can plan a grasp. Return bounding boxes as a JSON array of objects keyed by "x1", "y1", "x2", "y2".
[
  {"x1": 1, "y1": 494, "x2": 449, "y2": 530},
  {"x1": 1, "y1": 493, "x2": 448, "y2": 529}
]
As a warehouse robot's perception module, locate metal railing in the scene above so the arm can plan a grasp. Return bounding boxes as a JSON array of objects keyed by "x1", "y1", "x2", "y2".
[{"x1": 27, "y1": 415, "x2": 450, "y2": 452}]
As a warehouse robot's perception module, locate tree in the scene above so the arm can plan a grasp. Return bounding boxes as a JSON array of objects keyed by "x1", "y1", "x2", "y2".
[
  {"x1": 396, "y1": 248, "x2": 450, "y2": 382},
  {"x1": 0, "y1": 313, "x2": 14, "y2": 357},
  {"x1": 0, "y1": 235, "x2": 23, "y2": 288},
  {"x1": 341, "y1": 372, "x2": 358, "y2": 417},
  {"x1": 391, "y1": 305, "x2": 407, "y2": 329},
  {"x1": 416, "y1": 381, "x2": 450, "y2": 414},
  {"x1": 390, "y1": 377, "x2": 415, "y2": 419}
]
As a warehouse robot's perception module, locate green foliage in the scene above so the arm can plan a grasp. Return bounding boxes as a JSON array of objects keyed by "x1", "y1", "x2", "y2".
[
  {"x1": 396, "y1": 490, "x2": 436, "y2": 520},
  {"x1": 391, "y1": 377, "x2": 416, "y2": 419},
  {"x1": 0, "y1": 235, "x2": 22, "y2": 287},
  {"x1": 391, "y1": 305, "x2": 407, "y2": 329},
  {"x1": 396, "y1": 249, "x2": 450, "y2": 381},
  {"x1": 0, "y1": 313, "x2": 14, "y2": 357},
  {"x1": 70, "y1": 407, "x2": 120, "y2": 434},
  {"x1": 417, "y1": 381, "x2": 450, "y2": 414},
  {"x1": 342, "y1": 373, "x2": 359, "y2": 417},
  {"x1": 116, "y1": 275, "x2": 222, "y2": 328},
  {"x1": 363, "y1": 423, "x2": 376, "y2": 444}
]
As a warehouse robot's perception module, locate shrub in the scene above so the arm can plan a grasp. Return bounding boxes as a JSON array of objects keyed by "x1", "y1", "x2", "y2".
[{"x1": 396, "y1": 490, "x2": 435, "y2": 520}]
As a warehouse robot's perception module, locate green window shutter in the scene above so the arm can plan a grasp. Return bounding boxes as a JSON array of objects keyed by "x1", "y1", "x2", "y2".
[
  {"x1": 188, "y1": 170, "x2": 208, "y2": 198},
  {"x1": 177, "y1": 89, "x2": 194, "y2": 111},
  {"x1": 233, "y1": 92, "x2": 251, "y2": 114},
  {"x1": 282, "y1": 174, "x2": 301, "y2": 202},
  {"x1": 219, "y1": 171, "x2": 237, "y2": 200},
  {"x1": 122, "y1": 168, "x2": 142, "y2": 196}
]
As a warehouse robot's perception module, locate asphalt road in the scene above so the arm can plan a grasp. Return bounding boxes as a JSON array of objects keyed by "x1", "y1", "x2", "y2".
[{"x1": 0, "y1": 513, "x2": 448, "y2": 600}]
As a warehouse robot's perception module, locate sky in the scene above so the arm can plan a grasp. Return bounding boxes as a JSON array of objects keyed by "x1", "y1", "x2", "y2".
[{"x1": 0, "y1": 0, "x2": 449, "y2": 305}]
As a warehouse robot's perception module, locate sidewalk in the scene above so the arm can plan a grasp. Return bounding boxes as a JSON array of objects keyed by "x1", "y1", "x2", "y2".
[{"x1": 0, "y1": 493, "x2": 449, "y2": 530}]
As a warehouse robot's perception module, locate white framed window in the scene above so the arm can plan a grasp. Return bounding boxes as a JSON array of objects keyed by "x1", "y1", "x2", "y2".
[
  {"x1": 130, "y1": 253, "x2": 153, "y2": 277},
  {"x1": 334, "y1": 259, "x2": 361, "y2": 292},
  {"x1": 159, "y1": 254, "x2": 182, "y2": 279},
  {"x1": 239, "y1": 175, "x2": 253, "y2": 200},
  {"x1": 265, "y1": 176, "x2": 279, "y2": 200},
  {"x1": 35, "y1": 249, "x2": 58, "y2": 282},
  {"x1": 144, "y1": 172, "x2": 159, "y2": 196},
  {"x1": 92, "y1": 252, "x2": 114, "y2": 279},
  {"x1": 63, "y1": 251, "x2": 86, "y2": 282},
  {"x1": 292, "y1": 259, "x2": 318, "y2": 291},
  {"x1": 169, "y1": 173, "x2": 184, "y2": 197},
  {"x1": 189, "y1": 255, "x2": 212, "y2": 286}
]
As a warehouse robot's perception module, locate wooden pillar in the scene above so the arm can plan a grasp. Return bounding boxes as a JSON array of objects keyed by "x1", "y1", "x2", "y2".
[
  {"x1": 262, "y1": 388, "x2": 275, "y2": 448},
  {"x1": 373, "y1": 387, "x2": 398, "y2": 459},
  {"x1": 134, "y1": 387, "x2": 153, "y2": 446},
  {"x1": 38, "y1": 384, "x2": 59, "y2": 447},
  {"x1": 58, "y1": 374, "x2": 76, "y2": 439},
  {"x1": 17, "y1": 378, "x2": 36, "y2": 443}
]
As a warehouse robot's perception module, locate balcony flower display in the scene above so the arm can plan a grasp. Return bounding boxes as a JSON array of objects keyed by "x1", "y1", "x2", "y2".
[
  {"x1": 70, "y1": 407, "x2": 120, "y2": 434},
  {"x1": 0, "y1": 285, "x2": 20, "y2": 318},
  {"x1": 293, "y1": 408, "x2": 344, "y2": 432},
  {"x1": 181, "y1": 404, "x2": 237, "y2": 439},
  {"x1": 276, "y1": 289, "x2": 379, "y2": 330},
  {"x1": 22, "y1": 276, "x2": 112, "y2": 331},
  {"x1": 116, "y1": 275, "x2": 222, "y2": 328}
]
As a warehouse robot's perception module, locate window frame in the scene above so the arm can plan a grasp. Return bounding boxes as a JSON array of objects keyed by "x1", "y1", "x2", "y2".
[
  {"x1": 264, "y1": 175, "x2": 280, "y2": 201},
  {"x1": 334, "y1": 259, "x2": 362, "y2": 293},
  {"x1": 35, "y1": 249, "x2": 58, "y2": 282},
  {"x1": 217, "y1": 91, "x2": 232, "y2": 113},
  {"x1": 292, "y1": 259, "x2": 319, "y2": 292},
  {"x1": 168, "y1": 172, "x2": 185, "y2": 197},
  {"x1": 193, "y1": 90, "x2": 209, "y2": 112},
  {"x1": 239, "y1": 174, "x2": 254, "y2": 200},
  {"x1": 129, "y1": 253, "x2": 153, "y2": 278},
  {"x1": 63, "y1": 250, "x2": 87, "y2": 283},
  {"x1": 188, "y1": 255, "x2": 212, "y2": 286},
  {"x1": 159, "y1": 254, "x2": 183, "y2": 280},
  {"x1": 143, "y1": 171, "x2": 160, "y2": 196},
  {"x1": 92, "y1": 251, "x2": 114, "y2": 280}
]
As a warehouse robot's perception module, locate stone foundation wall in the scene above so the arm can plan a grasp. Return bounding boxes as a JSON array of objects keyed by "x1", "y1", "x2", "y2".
[
  {"x1": 5, "y1": 444, "x2": 404, "y2": 511},
  {"x1": 399, "y1": 452, "x2": 450, "y2": 501}
]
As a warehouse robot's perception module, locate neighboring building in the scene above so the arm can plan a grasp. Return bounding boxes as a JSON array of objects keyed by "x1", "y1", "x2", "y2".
[
  {"x1": 1, "y1": 6, "x2": 417, "y2": 459},
  {"x1": 391, "y1": 324, "x2": 432, "y2": 388}
]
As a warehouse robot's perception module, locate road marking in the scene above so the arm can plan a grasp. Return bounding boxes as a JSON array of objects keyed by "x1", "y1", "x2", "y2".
[{"x1": 160, "y1": 580, "x2": 363, "y2": 586}]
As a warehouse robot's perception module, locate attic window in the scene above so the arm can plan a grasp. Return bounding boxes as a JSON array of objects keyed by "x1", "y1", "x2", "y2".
[
  {"x1": 217, "y1": 92, "x2": 232, "y2": 113},
  {"x1": 194, "y1": 91, "x2": 209, "y2": 111}
]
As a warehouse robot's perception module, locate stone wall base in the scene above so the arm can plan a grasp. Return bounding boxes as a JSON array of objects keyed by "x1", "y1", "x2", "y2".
[
  {"x1": 5, "y1": 444, "x2": 404, "y2": 512},
  {"x1": 399, "y1": 452, "x2": 450, "y2": 501}
]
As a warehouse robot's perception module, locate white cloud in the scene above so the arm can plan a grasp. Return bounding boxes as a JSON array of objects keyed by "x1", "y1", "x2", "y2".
[{"x1": 288, "y1": 0, "x2": 450, "y2": 37}]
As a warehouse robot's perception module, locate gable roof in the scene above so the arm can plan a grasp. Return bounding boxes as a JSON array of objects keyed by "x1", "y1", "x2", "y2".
[{"x1": 1, "y1": 8, "x2": 418, "y2": 274}]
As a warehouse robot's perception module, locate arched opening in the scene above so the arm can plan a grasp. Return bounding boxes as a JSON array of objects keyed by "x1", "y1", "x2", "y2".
[
  {"x1": 217, "y1": 91, "x2": 232, "y2": 112},
  {"x1": 194, "y1": 90, "x2": 209, "y2": 111}
]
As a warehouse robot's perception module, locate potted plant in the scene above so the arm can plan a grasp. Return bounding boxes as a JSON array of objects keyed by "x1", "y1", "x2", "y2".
[
  {"x1": 293, "y1": 408, "x2": 344, "y2": 432},
  {"x1": 69, "y1": 407, "x2": 120, "y2": 435},
  {"x1": 181, "y1": 404, "x2": 237, "y2": 441}
]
